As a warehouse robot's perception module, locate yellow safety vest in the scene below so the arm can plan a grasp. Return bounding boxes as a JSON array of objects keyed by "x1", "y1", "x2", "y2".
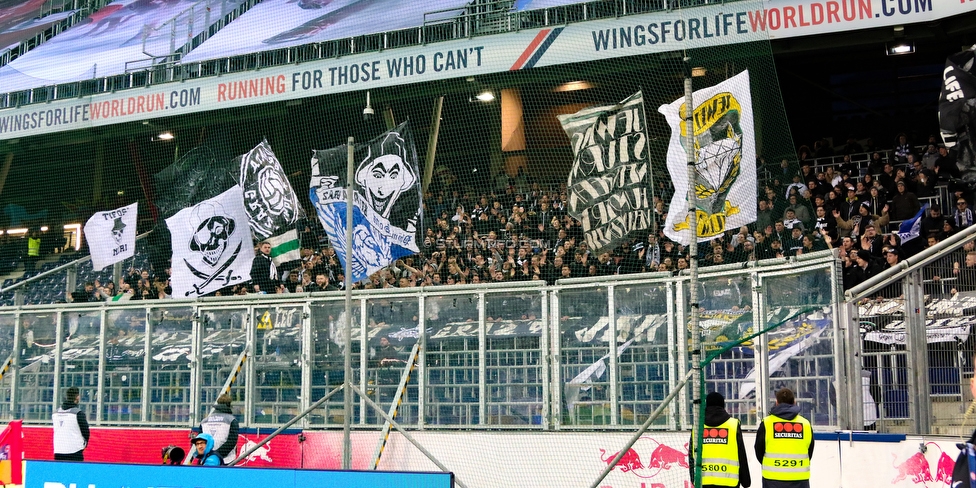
[
  {"x1": 700, "y1": 417, "x2": 741, "y2": 487},
  {"x1": 761, "y1": 413, "x2": 812, "y2": 481},
  {"x1": 27, "y1": 237, "x2": 40, "y2": 257}
]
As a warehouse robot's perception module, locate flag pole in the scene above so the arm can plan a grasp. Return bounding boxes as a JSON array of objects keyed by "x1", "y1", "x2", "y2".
[
  {"x1": 343, "y1": 136, "x2": 355, "y2": 470},
  {"x1": 683, "y1": 56, "x2": 703, "y2": 488}
]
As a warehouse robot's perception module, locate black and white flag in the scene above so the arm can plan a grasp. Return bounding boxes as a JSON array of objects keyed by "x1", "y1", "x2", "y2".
[
  {"x1": 84, "y1": 202, "x2": 137, "y2": 271},
  {"x1": 558, "y1": 91, "x2": 653, "y2": 252},
  {"x1": 238, "y1": 140, "x2": 305, "y2": 240},
  {"x1": 167, "y1": 186, "x2": 254, "y2": 297}
]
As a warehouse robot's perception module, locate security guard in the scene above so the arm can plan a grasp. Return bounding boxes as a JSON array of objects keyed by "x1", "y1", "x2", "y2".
[
  {"x1": 754, "y1": 388, "x2": 814, "y2": 488},
  {"x1": 53, "y1": 386, "x2": 89, "y2": 461},
  {"x1": 690, "y1": 392, "x2": 751, "y2": 488}
]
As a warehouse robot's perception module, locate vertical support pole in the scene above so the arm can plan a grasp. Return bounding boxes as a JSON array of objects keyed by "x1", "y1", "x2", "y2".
[
  {"x1": 666, "y1": 281, "x2": 678, "y2": 429},
  {"x1": 343, "y1": 137, "x2": 354, "y2": 470},
  {"x1": 142, "y1": 307, "x2": 152, "y2": 423},
  {"x1": 754, "y1": 273, "x2": 771, "y2": 422},
  {"x1": 478, "y1": 292, "x2": 486, "y2": 425},
  {"x1": 0, "y1": 153, "x2": 15, "y2": 197},
  {"x1": 540, "y1": 289, "x2": 550, "y2": 430},
  {"x1": 65, "y1": 265, "x2": 77, "y2": 307},
  {"x1": 683, "y1": 57, "x2": 703, "y2": 488},
  {"x1": 245, "y1": 307, "x2": 256, "y2": 427},
  {"x1": 10, "y1": 313, "x2": 21, "y2": 419},
  {"x1": 359, "y1": 299, "x2": 367, "y2": 424},
  {"x1": 53, "y1": 311, "x2": 64, "y2": 416},
  {"x1": 113, "y1": 261, "x2": 123, "y2": 291},
  {"x1": 676, "y1": 280, "x2": 690, "y2": 429},
  {"x1": 95, "y1": 308, "x2": 107, "y2": 424},
  {"x1": 551, "y1": 291, "x2": 562, "y2": 429},
  {"x1": 300, "y1": 304, "x2": 313, "y2": 429},
  {"x1": 904, "y1": 269, "x2": 930, "y2": 434},
  {"x1": 840, "y1": 300, "x2": 862, "y2": 430},
  {"x1": 607, "y1": 285, "x2": 618, "y2": 426},
  {"x1": 417, "y1": 295, "x2": 426, "y2": 429},
  {"x1": 422, "y1": 96, "x2": 444, "y2": 194},
  {"x1": 189, "y1": 307, "x2": 203, "y2": 426}
]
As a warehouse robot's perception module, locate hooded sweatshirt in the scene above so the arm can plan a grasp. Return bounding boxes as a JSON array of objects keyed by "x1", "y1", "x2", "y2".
[
  {"x1": 951, "y1": 429, "x2": 976, "y2": 487},
  {"x1": 754, "y1": 403, "x2": 815, "y2": 487},
  {"x1": 688, "y1": 406, "x2": 752, "y2": 487},
  {"x1": 191, "y1": 432, "x2": 223, "y2": 466}
]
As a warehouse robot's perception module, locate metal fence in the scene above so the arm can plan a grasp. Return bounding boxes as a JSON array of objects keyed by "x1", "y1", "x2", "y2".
[
  {"x1": 0, "y1": 252, "x2": 846, "y2": 432},
  {"x1": 843, "y1": 232, "x2": 976, "y2": 436}
]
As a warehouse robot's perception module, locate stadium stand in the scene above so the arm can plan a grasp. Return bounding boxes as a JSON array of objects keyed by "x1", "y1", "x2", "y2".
[{"x1": 0, "y1": 2, "x2": 973, "y2": 486}]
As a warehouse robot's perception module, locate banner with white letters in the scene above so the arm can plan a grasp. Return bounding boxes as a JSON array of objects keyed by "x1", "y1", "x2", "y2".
[{"x1": 558, "y1": 91, "x2": 652, "y2": 252}]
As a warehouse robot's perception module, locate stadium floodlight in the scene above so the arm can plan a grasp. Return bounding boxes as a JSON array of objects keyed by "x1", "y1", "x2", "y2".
[
  {"x1": 475, "y1": 91, "x2": 495, "y2": 102},
  {"x1": 887, "y1": 42, "x2": 915, "y2": 55}
]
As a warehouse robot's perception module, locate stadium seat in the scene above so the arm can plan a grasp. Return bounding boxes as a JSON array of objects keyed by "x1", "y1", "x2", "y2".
[{"x1": 882, "y1": 389, "x2": 910, "y2": 418}]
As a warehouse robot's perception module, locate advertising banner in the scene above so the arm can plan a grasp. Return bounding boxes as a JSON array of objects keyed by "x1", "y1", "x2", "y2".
[
  {"x1": 25, "y1": 460, "x2": 453, "y2": 488},
  {"x1": 1, "y1": 1, "x2": 971, "y2": 140}
]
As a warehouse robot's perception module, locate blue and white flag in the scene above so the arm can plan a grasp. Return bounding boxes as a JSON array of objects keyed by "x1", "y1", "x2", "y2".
[
  {"x1": 896, "y1": 204, "x2": 928, "y2": 243},
  {"x1": 309, "y1": 121, "x2": 422, "y2": 283}
]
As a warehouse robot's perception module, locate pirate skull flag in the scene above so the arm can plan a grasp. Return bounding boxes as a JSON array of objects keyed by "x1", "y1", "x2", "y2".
[
  {"x1": 309, "y1": 121, "x2": 422, "y2": 283},
  {"x1": 238, "y1": 140, "x2": 305, "y2": 240},
  {"x1": 659, "y1": 69, "x2": 757, "y2": 245},
  {"x1": 84, "y1": 202, "x2": 138, "y2": 271},
  {"x1": 167, "y1": 185, "x2": 255, "y2": 297}
]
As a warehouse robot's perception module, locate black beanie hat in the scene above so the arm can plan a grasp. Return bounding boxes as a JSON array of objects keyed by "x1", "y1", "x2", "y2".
[{"x1": 705, "y1": 391, "x2": 725, "y2": 408}]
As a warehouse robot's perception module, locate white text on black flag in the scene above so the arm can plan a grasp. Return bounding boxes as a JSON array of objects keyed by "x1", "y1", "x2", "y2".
[{"x1": 559, "y1": 91, "x2": 652, "y2": 252}]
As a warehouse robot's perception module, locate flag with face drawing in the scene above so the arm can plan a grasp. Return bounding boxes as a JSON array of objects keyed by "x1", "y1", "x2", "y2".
[
  {"x1": 659, "y1": 69, "x2": 757, "y2": 245},
  {"x1": 84, "y1": 202, "x2": 138, "y2": 271},
  {"x1": 167, "y1": 186, "x2": 255, "y2": 297},
  {"x1": 309, "y1": 121, "x2": 422, "y2": 283}
]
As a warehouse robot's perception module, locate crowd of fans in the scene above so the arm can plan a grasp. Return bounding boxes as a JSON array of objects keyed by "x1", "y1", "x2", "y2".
[{"x1": 22, "y1": 132, "x2": 976, "y2": 303}]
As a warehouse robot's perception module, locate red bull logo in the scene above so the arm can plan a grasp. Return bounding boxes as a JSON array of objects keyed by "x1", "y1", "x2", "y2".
[
  {"x1": 702, "y1": 428, "x2": 729, "y2": 445},
  {"x1": 598, "y1": 437, "x2": 690, "y2": 482},
  {"x1": 890, "y1": 442, "x2": 957, "y2": 486},
  {"x1": 771, "y1": 422, "x2": 804, "y2": 439}
]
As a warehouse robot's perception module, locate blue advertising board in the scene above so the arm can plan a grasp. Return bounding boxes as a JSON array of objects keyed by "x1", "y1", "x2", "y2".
[{"x1": 25, "y1": 460, "x2": 453, "y2": 488}]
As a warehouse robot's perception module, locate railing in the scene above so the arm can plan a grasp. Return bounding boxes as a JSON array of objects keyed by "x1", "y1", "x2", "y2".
[
  {"x1": 0, "y1": 0, "x2": 743, "y2": 109},
  {"x1": 0, "y1": 252, "x2": 844, "y2": 432},
  {"x1": 841, "y1": 223, "x2": 976, "y2": 435},
  {"x1": 0, "y1": 0, "x2": 112, "y2": 69}
]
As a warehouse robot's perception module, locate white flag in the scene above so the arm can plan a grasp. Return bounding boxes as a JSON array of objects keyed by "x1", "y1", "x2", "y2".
[
  {"x1": 659, "y1": 70, "x2": 757, "y2": 245},
  {"x1": 84, "y1": 202, "x2": 137, "y2": 271},
  {"x1": 167, "y1": 186, "x2": 255, "y2": 298}
]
